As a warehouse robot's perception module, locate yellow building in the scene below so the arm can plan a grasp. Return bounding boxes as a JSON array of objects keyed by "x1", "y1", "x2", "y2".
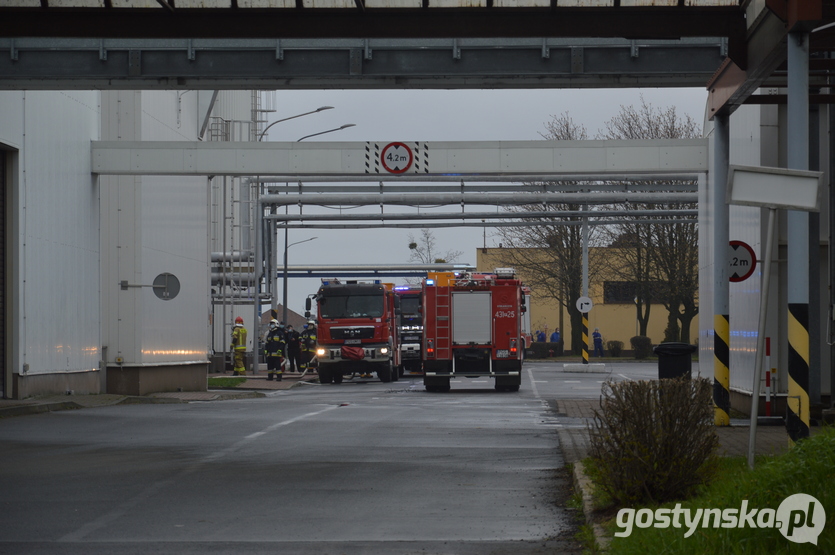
[{"x1": 476, "y1": 248, "x2": 698, "y2": 354}]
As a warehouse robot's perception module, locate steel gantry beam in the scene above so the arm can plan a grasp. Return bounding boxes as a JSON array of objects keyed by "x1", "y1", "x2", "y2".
[
  {"x1": 0, "y1": 37, "x2": 729, "y2": 90},
  {"x1": 91, "y1": 138, "x2": 709, "y2": 177}
]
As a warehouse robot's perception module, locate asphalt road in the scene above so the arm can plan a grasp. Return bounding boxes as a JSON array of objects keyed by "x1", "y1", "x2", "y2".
[{"x1": 0, "y1": 362, "x2": 664, "y2": 555}]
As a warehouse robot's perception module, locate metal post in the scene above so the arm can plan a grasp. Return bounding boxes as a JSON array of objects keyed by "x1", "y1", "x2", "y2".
[
  {"x1": 713, "y1": 114, "x2": 731, "y2": 426},
  {"x1": 282, "y1": 221, "x2": 289, "y2": 324},
  {"x1": 253, "y1": 180, "x2": 261, "y2": 375},
  {"x1": 582, "y1": 205, "x2": 589, "y2": 364},
  {"x1": 786, "y1": 31, "x2": 811, "y2": 443},
  {"x1": 748, "y1": 207, "x2": 776, "y2": 468}
]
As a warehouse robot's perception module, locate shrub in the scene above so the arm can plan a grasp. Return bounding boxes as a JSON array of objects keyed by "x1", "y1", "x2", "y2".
[
  {"x1": 588, "y1": 377, "x2": 718, "y2": 506},
  {"x1": 630, "y1": 335, "x2": 652, "y2": 359},
  {"x1": 528, "y1": 341, "x2": 563, "y2": 358},
  {"x1": 527, "y1": 342, "x2": 547, "y2": 358},
  {"x1": 606, "y1": 340, "x2": 624, "y2": 357}
]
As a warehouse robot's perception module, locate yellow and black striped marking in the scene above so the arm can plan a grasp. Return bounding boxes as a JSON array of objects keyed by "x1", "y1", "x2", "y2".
[
  {"x1": 582, "y1": 314, "x2": 589, "y2": 364},
  {"x1": 713, "y1": 313, "x2": 730, "y2": 426},
  {"x1": 787, "y1": 303, "x2": 810, "y2": 443}
]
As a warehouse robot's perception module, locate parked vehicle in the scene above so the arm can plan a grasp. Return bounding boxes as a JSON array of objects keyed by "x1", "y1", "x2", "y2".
[
  {"x1": 394, "y1": 284, "x2": 424, "y2": 376},
  {"x1": 422, "y1": 269, "x2": 526, "y2": 392},
  {"x1": 306, "y1": 279, "x2": 400, "y2": 384}
]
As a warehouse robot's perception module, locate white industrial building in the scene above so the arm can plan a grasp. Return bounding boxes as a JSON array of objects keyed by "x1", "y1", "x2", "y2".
[{"x1": 1, "y1": 89, "x2": 262, "y2": 398}]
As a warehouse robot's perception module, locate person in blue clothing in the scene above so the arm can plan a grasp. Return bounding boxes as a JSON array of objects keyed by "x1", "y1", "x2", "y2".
[
  {"x1": 550, "y1": 328, "x2": 560, "y2": 343},
  {"x1": 536, "y1": 330, "x2": 546, "y2": 343},
  {"x1": 592, "y1": 327, "x2": 604, "y2": 357}
]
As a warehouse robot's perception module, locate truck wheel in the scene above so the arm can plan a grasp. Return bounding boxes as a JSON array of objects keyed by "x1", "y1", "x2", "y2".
[
  {"x1": 319, "y1": 368, "x2": 333, "y2": 384},
  {"x1": 424, "y1": 376, "x2": 450, "y2": 392},
  {"x1": 495, "y1": 376, "x2": 521, "y2": 392},
  {"x1": 333, "y1": 372, "x2": 343, "y2": 384},
  {"x1": 377, "y1": 363, "x2": 393, "y2": 383}
]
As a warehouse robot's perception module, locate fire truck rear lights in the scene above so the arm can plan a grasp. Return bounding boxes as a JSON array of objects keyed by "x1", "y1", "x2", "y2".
[
  {"x1": 426, "y1": 339, "x2": 435, "y2": 357},
  {"x1": 510, "y1": 339, "x2": 518, "y2": 353}
]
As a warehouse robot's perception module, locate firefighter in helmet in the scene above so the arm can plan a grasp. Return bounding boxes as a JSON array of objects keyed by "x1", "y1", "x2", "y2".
[
  {"x1": 299, "y1": 320, "x2": 318, "y2": 374},
  {"x1": 264, "y1": 319, "x2": 286, "y2": 381},
  {"x1": 230, "y1": 316, "x2": 248, "y2": 376}
]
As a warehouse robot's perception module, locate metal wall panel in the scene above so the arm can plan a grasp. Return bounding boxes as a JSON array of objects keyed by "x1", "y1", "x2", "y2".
[
  {"x1": 15, "y1": 91, "x2": 101, "y2": 376},
  {"x1": 137, "y1": 91, "x2": 211, "y2": 365},
  {"x1": 1, "y1": 150, "x2": 5, "y2": 396}
]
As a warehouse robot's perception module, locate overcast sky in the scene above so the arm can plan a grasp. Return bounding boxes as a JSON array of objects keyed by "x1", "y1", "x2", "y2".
[{"x1": 263, "y1": 87, "x2": 709, "y2": 315}]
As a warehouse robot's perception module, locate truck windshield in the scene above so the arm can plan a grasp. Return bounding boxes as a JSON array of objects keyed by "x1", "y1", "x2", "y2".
[
  {"x1": 400, "y1": 296, "x2": 420, "y2": 316},
  {"x1": 320, "y1": 294, "x2": 385, "y2": 318}
]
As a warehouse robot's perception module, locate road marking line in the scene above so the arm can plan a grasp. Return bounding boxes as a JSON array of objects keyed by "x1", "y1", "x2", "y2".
[
  {"x1": 59, "y1": 404, "x2": 340, "y2": 543},
  {"x1": 527, "y1": 368, "x2": 540, "y2": 399},
  {"x1": 618, "y1": 373, "x2": 634, "y2": 381}
]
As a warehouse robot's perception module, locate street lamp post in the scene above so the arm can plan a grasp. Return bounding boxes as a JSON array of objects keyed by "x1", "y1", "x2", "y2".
[
  {"x1": 283, "y1": 237, "x2": 318, "y2": 323},
  {"x1": 256, "y1": 106, "x2": 332, "y2": 319},
  {"x1": 278, "y1": 122, "x2": 356, "y2": 322},
  {"x1": 258, "y1": 106, "x2": 333, "y2": 142},
  {"x1": 296, "y1": 123, "x2": 355, "y2": 142},
  {"x1": 252, "y1": 106, "x2": 332, "y2": 372}
]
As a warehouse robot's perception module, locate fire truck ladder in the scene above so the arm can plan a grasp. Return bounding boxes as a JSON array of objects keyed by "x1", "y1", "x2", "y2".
[{"x1": 434, "y1": 287, "x2": 451, "y2": 370}]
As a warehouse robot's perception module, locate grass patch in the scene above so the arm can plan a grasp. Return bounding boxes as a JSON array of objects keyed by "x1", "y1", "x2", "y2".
[
  {"x1": 597, "y1": 425, "x2": 835, "y2": 554},
  {"x1": 207, "y1": 377, "x2": 247, "y2": 388}
]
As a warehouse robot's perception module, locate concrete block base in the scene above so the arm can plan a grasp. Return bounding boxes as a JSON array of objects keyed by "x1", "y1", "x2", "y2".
[
  {"x1": 107, "y1": 363, "x2": 209, "y2": 396},
  {"x1": 562, "y1": 363, "x2": 607, "y2": 373},
  {"x1": 13, "y1": 370, "x2": 102, "y2": 400}
]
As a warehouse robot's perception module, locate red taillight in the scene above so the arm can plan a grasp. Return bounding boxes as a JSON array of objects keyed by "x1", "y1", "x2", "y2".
[
  {"x1": 510, "y1": 339, "x2": 518, "y2": 354},
  {"x1": 426, "y1": 339, "x2": 435, "y2": 358}
]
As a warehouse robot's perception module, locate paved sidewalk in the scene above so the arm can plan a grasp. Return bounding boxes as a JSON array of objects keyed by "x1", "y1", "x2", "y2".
[{"x1": 0, "y1": 370, "x2": 319, "y2": 418}]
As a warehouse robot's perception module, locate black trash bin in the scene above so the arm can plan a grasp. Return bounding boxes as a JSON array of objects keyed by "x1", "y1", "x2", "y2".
[{"x1": 653, "y1": 342, "x2": 696, "y2": 379}]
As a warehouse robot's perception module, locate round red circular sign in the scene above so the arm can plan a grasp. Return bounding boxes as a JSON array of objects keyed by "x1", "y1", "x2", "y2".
[
  {"x1": 380, "y1": 142, "x2": 413, "y2": 174},
  {"x1": 729, "y1": 240, "x2": 757, "y2": 282}
]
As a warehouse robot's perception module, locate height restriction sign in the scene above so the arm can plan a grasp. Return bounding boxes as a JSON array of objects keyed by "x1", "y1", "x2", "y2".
[
  {"x1": 729, "y1": 240, "x2": 756, "y2": 282},
  {"x1": 380, "y1": 142, "x2": 413, "y2": 174}
]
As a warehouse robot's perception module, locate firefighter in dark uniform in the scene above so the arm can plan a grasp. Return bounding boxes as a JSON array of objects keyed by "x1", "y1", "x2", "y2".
[
  {"x1": 264, "y1": 319, "x2": 286, "y2": 381},
  {"x1": 299, "y1": 320, "x2": 318, "y2": 374},
  {"x1": 285, "y1": 324, "x2": 301, "y2": 373}
]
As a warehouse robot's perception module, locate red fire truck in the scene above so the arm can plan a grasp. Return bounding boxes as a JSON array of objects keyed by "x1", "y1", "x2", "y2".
[
  {"x1": 394, "y1": 284, "x2": 424, "y2": 376},
  {"x1": 422, "y1": 269, "x2": 526, "y2": 392},
  {"x1": 305, "y1": 279, "x2": 400, "y2": 384}
]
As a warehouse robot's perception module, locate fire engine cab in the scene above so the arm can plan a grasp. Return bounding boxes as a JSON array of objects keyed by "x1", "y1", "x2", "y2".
[
  {"x1": 306, "y1": 278, "x2": 400, "y2": 384},
  {"x1": 422, "y1": 269, "x2": 526, "y2": 392}
]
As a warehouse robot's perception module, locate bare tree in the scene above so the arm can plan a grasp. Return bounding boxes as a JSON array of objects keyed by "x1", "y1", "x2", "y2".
[
  {"x1": 407, "y1": 228, "x2": 463, "y2": 265},
  {"x1": 496, "y1": 113, "x2": 606, "y2": 355},
  {"x1": 599, "y1": 97, "x2": 700, "y2": 342}
]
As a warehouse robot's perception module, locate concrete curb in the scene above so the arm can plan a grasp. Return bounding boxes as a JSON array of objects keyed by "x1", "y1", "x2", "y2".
[
  {"x1": 563, "y1": 363, "x2": 608, "y2": 373},
  {"x1": 572, "y1": 461, "x2": 610, "y2": 551},
  {"x1": 0, "y1": 401, "x2": 84, "y2": 418},
  {"x1": 0, "y1": 389, "x2": 268, "y2": 418}
]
